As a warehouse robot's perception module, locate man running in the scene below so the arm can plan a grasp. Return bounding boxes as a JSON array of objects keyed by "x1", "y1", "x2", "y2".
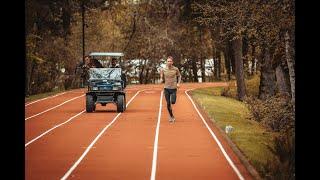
[{"x1": 160, "y1": 56, "x2": 181, "y2": 123}]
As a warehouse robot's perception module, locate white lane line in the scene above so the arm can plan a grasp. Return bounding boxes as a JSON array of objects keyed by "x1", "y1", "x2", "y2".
[
  {"x1": 60, "y1": 90, "x2": 143, "y2": 180},
  {"x1": 26, "y1": 90, "x2": 142, "y2": 147},
  {"x1": 185, "y1": 89, "x2": 245, "y2": 180},
  {"x1": 25, "y1": 92, "x2": 67, "y2": 106},
  {"x1": 150, "y1": 90, "x2": 163, "y2": 180},
  {"x1": 25, "y1": 94, "x2": 85, "y2": 121},
  {"x1": 25, "y1": 110, "x2": 86, "y2": 147}
]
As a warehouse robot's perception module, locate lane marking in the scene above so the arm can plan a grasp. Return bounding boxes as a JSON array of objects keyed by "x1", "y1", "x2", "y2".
[
  {"x1": 60, "y1": 90, "x2": 143, "y2": 180},
  {"x1": 150, "y1": 90, "x2": 163, "y2": 180},
  {"x1": 25, "y1": 94, "x2": 85, "y2": 121},
  {"x1": 25, "y1": 110, "x2": 86, "y2": 147},
  {"x1": 185, "y1": 89, "x2": 244, "y2": 180},
  {"x1": 25, "y1": 92, "x2": 67, "y2": 106},
  {"x1": 25, "y1": 91, "x2": 141, "y2": 147},
  {"x1": 25, "y1": 90, "x2": 141, "y2": 147}
]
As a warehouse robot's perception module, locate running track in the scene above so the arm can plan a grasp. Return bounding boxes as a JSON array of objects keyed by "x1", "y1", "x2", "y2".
[{"x1": 25, "y1": 83, "x2": 253, "y2": 180}]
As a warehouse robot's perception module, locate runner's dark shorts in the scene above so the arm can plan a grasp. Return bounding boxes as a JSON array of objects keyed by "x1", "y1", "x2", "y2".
[{"x1": 164, "y1": 88, "x2": 177, "y2": 104}]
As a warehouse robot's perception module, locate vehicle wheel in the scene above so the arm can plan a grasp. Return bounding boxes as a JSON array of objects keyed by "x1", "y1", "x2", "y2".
[
  {"x1": 117, "y1": 95, "x2": 125, "y2": 112},
  {"x1": 86, "y1": 94, "x2": 95, "y2": 112}
]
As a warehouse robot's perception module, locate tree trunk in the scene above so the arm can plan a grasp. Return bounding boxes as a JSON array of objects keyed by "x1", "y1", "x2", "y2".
[
  {"x1": 224, "y1": 41, "x2": 233, "y2": 81},
  {"x1": 26, "y1": 59, "x2": 30, "y2": 96},
  {"x1": 199, "y1": 28, "x2": 206, "y2": 82},
  {"x1": 211, "y1": 64, "x2": 215, "y2": 82},
  {"x1": 191, "y1": 58, "x2": 198, "y2": 82},
  {"x1": 200, "y1": 57, "x2": 205, "y2": 82},
  {"x1": 276, "y1": 63, "x2": 290, "y2": 94},
  {"x1": 258, "y1": 46, "x2": 276, "y2": 100},
  {"x1": 208, "y1": 60, "x2": 214, "y2": 82},
  {"x1": 285, "y1": 31, "x2": 295, "y2": 108},
  {"x1": 139, "y1": 60, "x2": 145, "y2": 84},
  {"x1": 232, "y1": 37, "x2": 246, "y2": 100},
  {"x1": 28, "y1": 61, "x2": 36, "y2": 95},
  {"x1": 242, "y1": 37, "x2": 249, "y2": 77},
  {"x1": 253, "y1": 58, "x2": 257, "y2": 74},
  {"x1": 242, "y1": 36, "x2": 249, "y2": 59},
  {"x1": 213, "y1": 53, "x2": 221, "y2": 80},
  {"x1": 188, "y1": 61, "x2": 193, "y2": 82},
  {"x1": 144, "y1": 68, "x2": 149, "y2": 84},
  {"x1": 252, "y1": 45, "x2": 257, "y2": 75},
  {"x1": 220, "y1": 51, "x2": 226, "y2": 76},
  {"x1": 229, "y1": 40, "x2": 235, "y2": 77},
  {"x1": 248, "y1": 59, "x2": 252, "y2": 76},
  {"x1": 62, "y1": 0, "x2": 71, "y2": 39},
  {"x1": 213, "y1": 57, "x2": 218, "y2": 80},
  {"x1": 211, "y1": 28, "x2": 220, "y2": 81},
  {"x1": 153, "y1": 67, "x2": 157, "y2": 84},
  {"x1": 217, "y1": 53, "x2": 221, "y2": 79}
]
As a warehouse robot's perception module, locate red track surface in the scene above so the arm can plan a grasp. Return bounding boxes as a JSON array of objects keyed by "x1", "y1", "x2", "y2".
[{"x1": 25, "y1": 83, "x2": 253, "y2": 180}]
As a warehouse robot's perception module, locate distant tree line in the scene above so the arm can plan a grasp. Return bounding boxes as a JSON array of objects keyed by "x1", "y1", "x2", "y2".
[{"x1": 26, "y1": 0, "x2": 294, "y2": 107}]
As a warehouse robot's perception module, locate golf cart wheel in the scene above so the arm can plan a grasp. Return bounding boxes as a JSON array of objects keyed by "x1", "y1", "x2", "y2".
[
  {"x1": 86, "y1": 94, "x2": 95, "y2": 112},
  {"x1": 117, "y1": 95, "x2": 125, "y2": 112}
]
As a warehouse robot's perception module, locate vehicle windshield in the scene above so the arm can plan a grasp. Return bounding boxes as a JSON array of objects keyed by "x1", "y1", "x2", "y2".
[{"x1": 89, "y1": 68, "x2": 121, "y2": 80}]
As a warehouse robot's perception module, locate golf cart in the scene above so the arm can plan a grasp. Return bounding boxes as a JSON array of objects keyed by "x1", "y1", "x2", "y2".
[{"x1": 85, "y1": 52, "x2": 126, "y2": 113}]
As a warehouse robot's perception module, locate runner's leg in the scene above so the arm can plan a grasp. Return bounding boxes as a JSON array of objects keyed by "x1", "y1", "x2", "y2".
[
  {"x1": 170, "y1": 89, "x2": 177, "y2": 104},
  {"x1": 169, "y1": 89, "x2": 177, "y2": 122},
  {"x1": 164, "y1": 89, "x2": 174, "y2": 118}
]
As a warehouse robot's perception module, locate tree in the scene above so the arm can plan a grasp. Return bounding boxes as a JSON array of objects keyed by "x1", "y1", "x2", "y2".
[
  {"x1": 285, "y1": 31, "x2": 295, "y2": 109},
  {"x1": 233, "y1": 37, "x2": 246, "y2": 100},
  {"x1": 191, "y1": 0, "x2": 249, "y2": 98},
  {"x1": 258, "y1": 46, "x2": 276, "y2": 99}
]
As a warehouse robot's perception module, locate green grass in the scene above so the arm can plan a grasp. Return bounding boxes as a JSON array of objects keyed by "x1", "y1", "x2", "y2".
[
  {"x1": 25, "y1": 89, "x2": 65, "y2": 103},
  {"x1": 191, "y1": 86, "x2": 278, "y2": 177}
]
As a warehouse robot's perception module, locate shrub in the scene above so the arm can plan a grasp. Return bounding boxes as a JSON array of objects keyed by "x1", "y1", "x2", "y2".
[
  {"x1": 244, "y1": 93, "x2": 295, "y2": 179},
  {"x1": 221, "y1": 82, "x2": 236, "y2": 98},
  {"x1": 244, "y1": 93, "x2": 294, "y2": 132}
]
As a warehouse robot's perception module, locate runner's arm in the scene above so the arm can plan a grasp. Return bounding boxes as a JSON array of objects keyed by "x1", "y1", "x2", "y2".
[
  {"x1": 177, "y1": 68, "x2": 181, "y2": 86},
  {"x1": 160, "y1": 68, "x2": 164, "y2": 83}
]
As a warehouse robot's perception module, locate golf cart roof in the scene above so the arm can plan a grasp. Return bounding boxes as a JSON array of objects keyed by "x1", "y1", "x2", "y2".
[{"x1": 89, "y1": 52, "x2": 124, "y2": 57}]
